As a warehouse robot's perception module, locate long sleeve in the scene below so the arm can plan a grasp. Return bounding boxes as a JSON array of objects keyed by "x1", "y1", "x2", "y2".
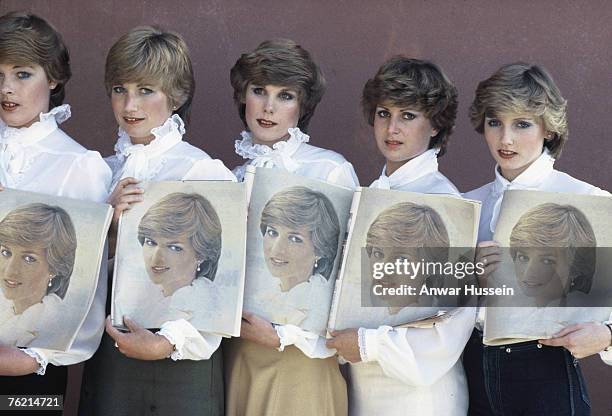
[
  {"x1": 157, "y1": 319, "x2": 221, "y2": 360},
  {"x1": 359, "y1": 307, "x2": 476, "y2": 386},
  {"x1": 58, "y1": 151, "x2": 112, "y2": 203},
  {"x1": 275, "y1": 324, "x2": 335, "y2": 358},
  {"x1": 182, "y1": 158, "x2": 237, "y2": 182},
  {"x1": 326, "y1": 161, "x2": 359, "y2": 189}
]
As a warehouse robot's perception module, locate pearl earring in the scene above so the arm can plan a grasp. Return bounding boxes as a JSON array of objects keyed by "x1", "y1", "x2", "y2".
[
  {"x1": 314, "y1": 259, "x2": 319, "y2": 269},
  {"x1": 196, "y1": 262, "x2": 202, "y2": 272},
  {"x1": 48, "y1": 277, "x2": 54, "y2": 287}
]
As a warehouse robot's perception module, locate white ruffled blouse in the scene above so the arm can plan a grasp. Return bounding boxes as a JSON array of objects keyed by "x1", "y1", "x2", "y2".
[
  {"x1": 0, "y1": 104, "x2": 111, "y2": 374},
  {"x1": 0, "y1": 104, "x2": 111, "y2": 201},
  {"x1": 233, "y1": 127, "x2": 359, "y2": 188},
  {"x1": 106, "y1": 114, "x2": 235, "y2": 191},
  {"x1": 107, "y1": 114, "x2": 235, "y2": 361},
  {"x1": 347, "y1": 153, "x2": 475, "y2": 416},
  {"x1": 234, "y1": 127, "x2": 359, "y2": 359},
  {"x1": 464, "y1": 149, "x2": 612, "y2": 365}
]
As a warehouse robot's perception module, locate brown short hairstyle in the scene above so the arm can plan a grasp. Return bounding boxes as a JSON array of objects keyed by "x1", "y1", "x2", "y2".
[
  {"x1": 105, "y1": 26, "x2": 195, "y2": 123},
  {"x1": 0, "y1": 12, "x2": 71, "y2": 109},
  {"x1": 0, "y1": 203, "x2": 77, "y2": 300},
  {"x1": 230, "y1": 39, "x2": 326, "y2": 132},
  {"x1": 510, "y1": 203, "x2": 596, "y2": 294},
  {"x1": 362, "y1": 56, "x2": 458, "y2": 157},
  {"x1": 469, "y1": 62, "x2": 568, "y2": 158},
  {"x1": 260, "y1": 186, "x2": 340, "y2": 280},
  {"x1": 138, "y1": 193, "x2": 222, "y2": 282}
]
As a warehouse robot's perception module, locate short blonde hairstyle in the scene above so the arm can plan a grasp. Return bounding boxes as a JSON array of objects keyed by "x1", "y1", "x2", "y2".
[
  {"x1": 260, "y1": 186, "x2": 339, "y2": 280},
  {"x1": 105, "y1": 26, "x2": 195, "y2": 122},
  {"x1": 0, "y1": 12, "x2": 71, "y2": 109},
  {"x1": 0, "y1": 203, "x2": 77, "y2": 299},
  {"x1": 469, "y1": 62, "x2": 568, "y2": 158},
  {"x1": 138, "y1": 193, "x2": 222, "y2": 281},
  {"x1": 230, "y1": 39, "x2": 326, "y2": 132},
  {"x1": 366, "y1": 202, "x2": 450, "y2": 264},
  {"x1": 510, "y1": 203, "x2": 596, "y2": 293},
  {"x1": 362, "y1": 56, "x2": 458, "y2": 156}
]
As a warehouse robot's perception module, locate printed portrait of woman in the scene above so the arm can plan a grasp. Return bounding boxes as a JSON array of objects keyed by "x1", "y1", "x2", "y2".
[
  {"x1": 509, "y1": 203, "x2": 596, "y2": 307},
  {"x1": 260, "y1": 186, "x2": 340, "y2": 293},
  {"x1": 366, "y1": 202, "x2": 450, "y2": 313},
  {"x1": 0, "y1": 203, "x2": 77, "y2": 346},
  {"x1": 137, "y1": 192, "x2": 222, "y2": 298}
]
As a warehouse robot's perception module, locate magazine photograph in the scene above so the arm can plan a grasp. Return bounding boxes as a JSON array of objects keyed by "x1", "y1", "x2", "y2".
[
  {"x1": 243, "y1": 167, "x2": 353, "y2": 335},
  {"x1": 0, "y1": 188, "x2": 112, "y2": 351},
  {"x1": 112, "y1": 181, "x2": 247, "y2": 337},
  {"x1": 484, "y1": 190, "x2": 612, "y2": 345}
]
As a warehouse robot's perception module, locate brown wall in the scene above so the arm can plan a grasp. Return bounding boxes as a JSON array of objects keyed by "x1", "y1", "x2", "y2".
[{"x1": 2, "y1": 1, "x2": 611, "y2": 414}]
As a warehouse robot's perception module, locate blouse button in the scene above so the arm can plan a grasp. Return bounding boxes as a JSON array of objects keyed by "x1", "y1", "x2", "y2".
[
  {"x1": 505, "y1": 347, "x2": 512, "y2": 353},
  {"x1": 537, "y1": 343, "x2": 543, "y2": 349}
]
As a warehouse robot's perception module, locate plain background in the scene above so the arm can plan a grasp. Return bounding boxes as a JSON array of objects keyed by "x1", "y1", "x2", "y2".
[{"x1": 1, "y1": 1, "x2": 610, "y2": 415}]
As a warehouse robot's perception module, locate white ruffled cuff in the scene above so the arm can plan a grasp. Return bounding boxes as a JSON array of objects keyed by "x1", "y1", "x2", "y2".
[
  {"x1": 274, "y1": 324, "x2": 335, "y2": 358},
  {"x1": 21, "y1": 348, "x2": 48, "y2": 375},
  {"x1": 156, "y1": 326, "x2": 185, "y2": 361}
]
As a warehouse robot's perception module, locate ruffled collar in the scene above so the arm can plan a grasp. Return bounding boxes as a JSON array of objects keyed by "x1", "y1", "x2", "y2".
[
  {"x1": 234, "y1": 127, "x2": 308, "y2": 172},
  {"x1": 488, "y1": 150, "x2": 556, "y2": 232},
  {"x1": 372, "y1": 148, "x2": 440, "y2": 190},
  {"x1": 110, "y1": 114, "x2": 185, "y2": 189},
  {"x1": 0, "y1": 105, "x2": 71, "y2": 187},
  {"x1": 113, "y1": 113, "x2": 185, "y2": 158},
  {"x1": 0, "y1": 104, "x2": 70, "y2": 145}
]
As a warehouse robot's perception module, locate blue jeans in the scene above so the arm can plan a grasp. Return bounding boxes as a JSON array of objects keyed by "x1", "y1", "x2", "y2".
[{"x1": 463, "y1": 329, "x2": 591, "y2": 416}]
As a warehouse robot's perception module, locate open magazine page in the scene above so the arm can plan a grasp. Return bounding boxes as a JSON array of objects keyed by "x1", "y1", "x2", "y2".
[
  {"x1": 0, "y1": 188, "x2": 111, "y2": 351},
  {"x1": 243, "y1": 167, "x2": 353, "y2": 336},
  {"x1": 112, "y1": 181, "x2": 247, "y2": 337},
  {"x1": 484, "y1": 190, "x2": 612, "y2": 345},
  {"x1": 329, "y1": 187, "x2": 480, "y2": 331}
]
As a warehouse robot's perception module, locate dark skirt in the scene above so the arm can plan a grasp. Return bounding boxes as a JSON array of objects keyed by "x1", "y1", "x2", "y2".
[
  {"x1": 78, "y1": 333, "x2": 223, "y2": 416},
  {"x1": 0, "y1": 364, "x2": 67, "y2": 416}
]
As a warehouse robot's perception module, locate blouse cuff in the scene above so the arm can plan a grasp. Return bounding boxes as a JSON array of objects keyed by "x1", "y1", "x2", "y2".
[
  {"x1": 275, "y1": 324, "x2": 317, "y2": 351},
  {"x1": 357, "y1": 328, "x2": 368, "y2": 362},
  {"x1": 600, "y1": 317, "x2": 612, "y2": 365},
  {"x1": 156, "y1": 325, "x2": 185, "y2": 361},
  {"x1": 21, "y1": 348, "x2": 48, "y2": 375},
  {"x1": 361, "y1": 326, "x2": 393, "y2": 363},
  {"x1": 274, "y1": 324, "x2": 334, "y2": 358}
]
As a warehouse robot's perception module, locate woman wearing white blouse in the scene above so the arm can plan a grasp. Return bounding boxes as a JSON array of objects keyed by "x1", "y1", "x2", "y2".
[
  {"x1": 463, "y1": 63, "x2": 612, "y2": 416},
  {"x1": 78, "y1": 27, "x2": 234, "y2": 416},
  {"x1": 224, "y1": 39, "x2": 358, "y2": 416},
  {"x1": 0, "y1": 12, "x2": 111, "y2": 412},
  {"x1": 327, "y1": 57, "x2": 475, "y2": 416}
]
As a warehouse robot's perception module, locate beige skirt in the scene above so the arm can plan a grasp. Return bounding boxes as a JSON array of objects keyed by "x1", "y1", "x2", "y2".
[{"x1": 224, "y1": 338, "x2": 347, "y2": 416}]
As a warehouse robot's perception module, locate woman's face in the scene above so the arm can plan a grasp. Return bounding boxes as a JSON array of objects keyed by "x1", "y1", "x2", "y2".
[
  {"x1": 373, "y1": 103, "x2": 438, "y2": 176},
  {"x1": 111, "y1": 81, "x2": 173, "y2": 145},
  {"x1": 262, "y1": 223, "x2": 317, "y2": 292},
  {"x1": 368, "y1": 246, "x2": 426, "y2": 307},
  {"x1": 513, "y1": 247, "x2": 571, "y2": 305},
  {"x1": 0, "y1": 63, "x2": 54, "y2": 128},
  {"x1": 244, "y1": 83, "x2": 300, "y2": 147},
  {"x1": 0, "y1": 243, "x2": 52, "y2": 313},
  {"x1": 142, "y1": 233, "x2": 199, "y2": 297},
  {"x1": 484, "y1": 112, "x2": 547, "y2": 181}
]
